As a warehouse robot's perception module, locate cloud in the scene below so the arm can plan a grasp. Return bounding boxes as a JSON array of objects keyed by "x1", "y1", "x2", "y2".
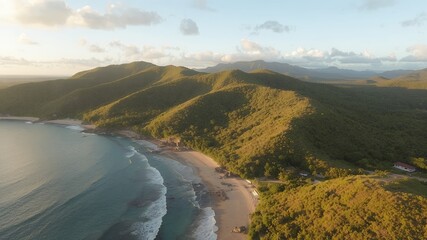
[
  {"x1": 328, "y1": 48, "x2": 396, "y2": 64},
  {"x1": 240, "y1": 39, "x2": 263, "y2": 53},
  {"x1": 192, "y1": 0, "x2": 214, "y2": 11},
  {"x1": 18, "y1": 33, "x2": 38, "y2": 45},
  {"x1": 359, "y1": 0, "x2": 395, "y2": 11},
  {"x1": 284, "y1": 47, "x2": 326, "y2": 61},
  {"x1": 10, "y1": 1, "x2": 162, "y2": 30},
  {"x1": 0, "y1": 56, "x2": 31, "y2": 66},
  {"x1": 401, "y1": 44, "x2": 427, "y2": 62},
  {"x1": 88, "y1": 44, "x2": 105, "y2": 53},
  {"x1": 14, "y1": 0, "x2": 72, "y2": 26},
  {"x1": 254, "y1": 21, "x2": 290, "y2": 33},
  {"x1": 109, "y1": 41, "x2": 175, "y2": 61},
  {"x1": 239, "y1": 39, "x2": 281, "y2": 57},
  {"x1": 401, "y1": 13, "x2": 427, "y2": 27},
  {"x1": 180, "y1": 18, "x2": 199, "y2": 35},
  {"x1": 69, "y1": 4, "x2": 162, "y2": 30}
]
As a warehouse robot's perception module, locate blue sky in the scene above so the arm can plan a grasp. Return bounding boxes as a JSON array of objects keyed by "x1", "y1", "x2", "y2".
[{"x1": 0, "y1": 0, "x2": 426, "y2": 75}]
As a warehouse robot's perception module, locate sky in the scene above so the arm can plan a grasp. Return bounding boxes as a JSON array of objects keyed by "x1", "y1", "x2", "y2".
[{"x1": 0, "y1": 0, "x2": 426, "y2": 75}]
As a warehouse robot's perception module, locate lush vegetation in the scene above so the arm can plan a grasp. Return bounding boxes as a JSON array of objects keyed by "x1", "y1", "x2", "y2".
[
  {"x1": 250, "y1": 175, "x2": 427, "y2": 240},
  {"x1": 0, "y1": 62, "x2": 426, "y2": 179},
  {"x1": 1, "y1": 61, "x2": 427, "y2": 239}
]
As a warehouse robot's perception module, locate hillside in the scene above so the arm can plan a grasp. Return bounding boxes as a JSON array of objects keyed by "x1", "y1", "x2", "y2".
[
  {"x1": 250, "y1": 175, "x2": 427, "y2": 240},
  {"x1": 323, "y1": 69, "x2": 427, "y2": 90},
  {"x1": 377, "y1": 68, "x2": 427, "y2": 90},
  {"x1": 198, "y1": 60, "x2": 412, "y2": 80},
  {"x1": 0, "y1": 62, "x2": 426, "y2": 179}
]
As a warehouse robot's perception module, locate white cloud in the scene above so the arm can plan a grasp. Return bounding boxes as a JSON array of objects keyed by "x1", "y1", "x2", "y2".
[
  {"x1": 192, "y1": 0, "x2": 214, "y2": 11},
  {"x1": 240, "y1": 39, "x2": 263, "y2": 53},
  {"x1": 401, "y1": 44, "x2": 427, "y2": 62},
  {"x1": 359, "y1": 0, "x2": 395, "y2": 11},
  {"x1": 401, "y1": 13, "x2": 427, "y2": 27},
  {"x1": 180, "y1": 18, "x2": 199, "y2": 35},
  {"x1": 0, "y1": 55, "x2": 117, "y2": 75},
  {"x1": 69, "y1": 4, "x2": 162, "y2": 30},
  {"x1": 327, "y1": 48, "x2": 396, "y2": 64},
  {"x1": 9, "y1": 1, "x2": 162, "y2": 30},
  {"x1": 0, "y1": 56, "x2": 31, "y2": 65},
  {"x1": 14, "y1": 0, "x2": 72, "y2": 26},
  {"x1": 88, "y1": 44, "x2": 105, "y2": 53},
  {"x1": 217, "y1": 39, "x2": 281, "y2": 63},
  {"x1": 254, "y1": 21, "x2": 290, "y2": 33},
  {"x1": 109, "y1": 41, "x2": 174, "y2": 61},
  {"x1": 17, "y1": 33, "x2": 38, "y2": 45}
]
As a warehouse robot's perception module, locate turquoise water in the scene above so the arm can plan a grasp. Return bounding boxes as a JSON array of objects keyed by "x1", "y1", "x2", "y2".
[{"x1": 0, "y1": 121, "x2": 216, "y2": 240}]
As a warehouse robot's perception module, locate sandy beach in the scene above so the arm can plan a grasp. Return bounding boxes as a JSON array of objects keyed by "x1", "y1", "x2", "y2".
[
  {"x1": 114, "y1": 131, "x2": 258, "y2": 239},
  {"x1": 0, "y1": 116, "x2": 40, "y2": 122},
  {"x1": 43, "y1": 119, "x2": 96, "y2": 129},
  {"x1": 162, "y1": 150, "x2": 257, "y2": 240},
  {"x1": 0, "y1": 117, "x2": 96, "y2": 130}
]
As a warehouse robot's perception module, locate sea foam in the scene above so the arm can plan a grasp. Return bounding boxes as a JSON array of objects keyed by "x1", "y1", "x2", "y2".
[
  {"x1": 191, "y1": 207, "x2": 218, "y2": 240},
  {"x1": 129, "y1": 149, "x2": 167, "y2": 240},
  {"x1": 150, "y1": 155, "x2": 218, "y2": 240},
  {"x1": 65, "y1": 125, "x2": 85, "y2": 131}
]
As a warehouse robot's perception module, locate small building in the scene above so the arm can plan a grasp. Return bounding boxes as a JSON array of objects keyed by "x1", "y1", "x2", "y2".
[{"x1": 393, "y1": 162, "x2": 416, "y2": 173}]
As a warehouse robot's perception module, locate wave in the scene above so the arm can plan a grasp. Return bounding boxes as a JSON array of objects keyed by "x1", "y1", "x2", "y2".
[
  {"x1": 134, "y1": 140, "x2": 159, "y2": 152},
  {"x1": 149, "y1": 155, "x2": 218, "y2": 239},
  {"x1": 190, "y1": 207, "x2": 218, "y2": 240},
  {"x1": 65, "y1": 125, "x2": 85, "y2": 131},
  {"x1": 130, "y1": 150, "x2": 167, "y2": 240},
  {"x1": 126, "y1": 146, "x2": 136, "y2": 158},
  {"x1": 25, "y1": 121, "x2": 33, "y2": 124}
]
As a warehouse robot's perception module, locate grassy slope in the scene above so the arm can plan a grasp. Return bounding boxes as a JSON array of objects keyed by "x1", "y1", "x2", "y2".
[
  {"x1": 377, "y1": 69, "x2": 427, "y2": 89},
  {"x1": 0, "y1": 63, "x2": 426, "y2": 178},
  {"x1": 250, "y1": 175, "x2": 427, "y2": 240}
]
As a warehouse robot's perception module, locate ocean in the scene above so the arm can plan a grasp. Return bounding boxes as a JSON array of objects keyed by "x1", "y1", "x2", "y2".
[{"x1": 0, "y1": 120, "x2": 217, "y2": 240}]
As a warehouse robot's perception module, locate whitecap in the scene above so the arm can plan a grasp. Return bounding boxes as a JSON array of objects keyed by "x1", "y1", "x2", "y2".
[
  {"x1": 190, "y1": 207, "x2": 218, "y2": 240},
  {"x1": 65, "y1": 125, "x2": 85, "y2": 131},
  {"x1": 126, "y1": 146, "x2": 136, "y2": 158},
  {"x1": 135, "y1": 140, "x2": 160, "y2": 152},
  {"x1": 130, "y1": 150, "x2": 168, "y2": 240}
]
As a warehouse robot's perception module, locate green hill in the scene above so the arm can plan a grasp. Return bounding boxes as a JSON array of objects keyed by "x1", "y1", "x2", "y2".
[
  {"x1": 250, "y1": 175, "x2": 427, "y2": 240},
  {"x1": 0, "y1": 62, "x2": 426, "y2": 179}
]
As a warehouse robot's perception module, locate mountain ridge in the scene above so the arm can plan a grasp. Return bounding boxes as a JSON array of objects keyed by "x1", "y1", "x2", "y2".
[{"x1": 197, "y1": 60, "x2": 414, "y2": 80}]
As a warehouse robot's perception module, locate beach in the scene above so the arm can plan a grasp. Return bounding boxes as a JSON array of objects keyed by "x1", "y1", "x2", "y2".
[
  {"x1": 115, "y1": 130, "x2": 258, "y2": 239},
  {"x1": 163, "y1": 150, "x2": 257, "y2": 240}
]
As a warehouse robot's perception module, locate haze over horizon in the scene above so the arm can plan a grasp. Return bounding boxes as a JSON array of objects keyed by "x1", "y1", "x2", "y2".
[{"x1": 1, "y1": 0, "x2": 427, "y2": 75}]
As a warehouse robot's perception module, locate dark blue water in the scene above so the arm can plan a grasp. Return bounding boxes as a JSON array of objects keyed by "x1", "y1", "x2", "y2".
[{"x1": 0, "y1": 121, "x2": 216, "y2": 240}]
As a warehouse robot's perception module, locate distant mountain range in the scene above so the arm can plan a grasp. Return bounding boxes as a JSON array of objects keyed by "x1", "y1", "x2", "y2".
[{"x1": 198, "y1": 60, "x2": 414, "y2": 80}]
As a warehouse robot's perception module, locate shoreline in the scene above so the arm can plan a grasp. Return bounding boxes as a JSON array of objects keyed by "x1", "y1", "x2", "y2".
[
  {"x1": 161, "y1": 150, "x2": 257, "y2": 240},
  {"x1": 115, "y1": 129, "x2": 258, "y2": 239},
  {"x1": 0, "y1": 118, "x2": 258, "y2": 239},
  {"x1": 105, "y1": 130, "x2": 258, "y2": 239}
]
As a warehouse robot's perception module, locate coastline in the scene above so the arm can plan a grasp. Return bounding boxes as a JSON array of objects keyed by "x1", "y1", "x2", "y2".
[
  {"x1": 115, "y1": 130, "x2": 258, "y2": 239},
  {"x1": 0, "y1": 118, "x2": 257, "y2": 239},
  {"x1": 162, "y1": 150, "x2": 257, "y2": 240}
]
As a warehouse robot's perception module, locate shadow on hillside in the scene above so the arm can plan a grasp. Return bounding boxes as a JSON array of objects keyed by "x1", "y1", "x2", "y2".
[{"x1": 279, "y1": 84, "x2": 427, "y2": 172}]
